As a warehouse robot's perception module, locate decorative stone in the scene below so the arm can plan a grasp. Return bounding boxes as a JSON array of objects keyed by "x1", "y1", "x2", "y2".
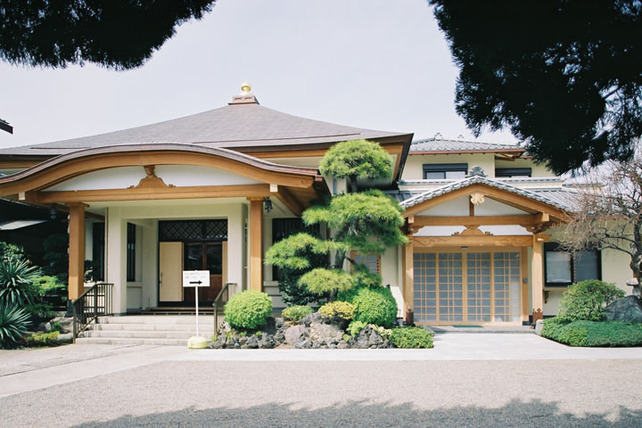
[
  {"x1": 187, "y1": 336, "x2": 209, "y2": 349},
  {"x1": 605, "y1": 296, "x2": 642, "y2": 323},
  {"x1": 534, "y1": 319, "x2": 544, "y2": 336},
  {"x1": 309, "y1": 322, "x2": 343, "y2": 346},
  {"x1": 285, "y1": 324, "x2": 306, "y2": 345}
]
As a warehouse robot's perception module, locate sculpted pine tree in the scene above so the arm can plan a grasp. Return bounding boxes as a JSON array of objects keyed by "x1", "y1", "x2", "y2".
[
  {"x1": 266, "y1": 139, "x2": 407, "y2": 303},
  {"x1": 560, "y1": 156, "x2": 642, "y2": 294},
  {"x1": 430, "y1": 0, "x2": 642, "y2": 174}
]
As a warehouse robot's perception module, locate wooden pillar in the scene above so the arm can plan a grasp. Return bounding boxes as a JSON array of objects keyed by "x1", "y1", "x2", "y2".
[
  {"x1": 402, "y1": 236, "x2": 414, "y2": 324},
  {"x1": 68, "y1": 203, "x2": 87, "y2": 300},
  {"x1": 248, "y1": 198, "x2": 263, "y2": 291},
  {"x1": 531, "y1": 234, "x2": 545, "y2": 322}
]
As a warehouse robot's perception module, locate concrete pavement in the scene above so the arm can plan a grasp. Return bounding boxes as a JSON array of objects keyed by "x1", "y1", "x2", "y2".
[{"x1": 1, "y1": 333, "x2": 640, "y2": 399}]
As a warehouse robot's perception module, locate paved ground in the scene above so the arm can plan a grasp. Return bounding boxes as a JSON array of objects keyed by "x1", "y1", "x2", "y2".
[{"x1": 1, "y1": 334, "x2": 641, "y2": 427}]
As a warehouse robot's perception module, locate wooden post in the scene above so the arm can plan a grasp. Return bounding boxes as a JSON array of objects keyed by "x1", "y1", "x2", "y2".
[
  {"x1": 248, "y1": 198, "x2": 263, "y2": 291},
  {"x1": 402, "y1": 236, "x2": 414, "y2": 324},
  {"x1": 68, "y1": 203, "x2": 87, "y2": 300},
  {"x1": 531, "y1": 234, "x2": 545, "y2": 322}
]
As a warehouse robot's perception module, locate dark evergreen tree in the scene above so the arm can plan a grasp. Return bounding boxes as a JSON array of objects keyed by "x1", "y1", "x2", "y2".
[
  {"x1": 430, "y1": 0, "x2": 642, "y2": 174},
  {"x1": 0, "y1": 1, "x2": 216, "y2": 69}
]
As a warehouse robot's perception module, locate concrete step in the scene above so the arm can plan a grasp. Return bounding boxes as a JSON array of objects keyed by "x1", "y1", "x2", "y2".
[
  {"x1": 82, "y1": 330, "x2": 214, "y2": 339},
  {"x1": 97, "y1": 315, "x2": 214, "y2": 325},
  {"x1": 75, "y1": 337, "x2": 192, "y2": 346},
  {"x1": 75, "y1": 315, "x2": 219, "y2": 346},
  {"x1": 92, "y1": 323, "x2": 216, "y2": 332}
]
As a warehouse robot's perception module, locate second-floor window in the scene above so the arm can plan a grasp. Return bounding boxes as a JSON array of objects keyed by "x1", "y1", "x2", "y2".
[
  {"x1": 496, "y1": 168, "x2": 532, "y2": 178},
  {"x1": 423, "y1": 163, "x2": 468, "y2": 179}
]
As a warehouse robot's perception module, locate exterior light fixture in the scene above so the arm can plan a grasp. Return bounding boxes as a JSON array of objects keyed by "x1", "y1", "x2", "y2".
[
  {"x1": 49, "y1": 204, "x2": 57, "y2": 220},
  {"x1": 264, "y1": 197, "x2": 273, "y2": 213}
]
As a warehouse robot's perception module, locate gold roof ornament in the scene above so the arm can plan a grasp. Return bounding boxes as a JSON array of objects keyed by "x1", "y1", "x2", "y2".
[{"x1": 241, "y1": 82, "x2": 252, "y2": 94}]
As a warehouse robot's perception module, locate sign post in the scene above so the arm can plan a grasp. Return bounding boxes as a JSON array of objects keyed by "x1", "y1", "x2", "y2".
[{"x1": 183, "y1": 270, "x2": 210, "y2": 349}]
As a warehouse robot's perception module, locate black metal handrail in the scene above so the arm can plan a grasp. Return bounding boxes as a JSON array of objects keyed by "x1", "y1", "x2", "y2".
[
  {"x1": 72, "y1": 282, "x2": 114, "y2": 342},
  {"x1": 213, "y1": 282, "x2": 235, "y2": 333}
]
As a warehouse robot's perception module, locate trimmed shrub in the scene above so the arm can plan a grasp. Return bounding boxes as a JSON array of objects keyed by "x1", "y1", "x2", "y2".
[
  {"x1": 318, "y1": 301, "x2": 356, "y2": 322},
  {"x1": 390, "y1": 327, "x2": 434, "y2": 349},
  {"x1": 343, "y1": 286, "x2": 397, "y2": 328},
  {"x1": 0, "y1": 303, "x2": 30, "y2": 349},
  {"x1": 282, "y1": 305, "x2": 313, "y2": 322},
  {"x1": 25, "y1": 331, "x2": 59, "y2": 347},
  {"x1": 558, "y1": 280, "x2": 625, "y2": 322},
  {"x1": 224, "y1": 290, "x2": 273, "y2": 330},
  {"x1": 346, "y1": 320, "x2": 367, "y2": 337},
  {"x1": 541, "y1": 317, "x2": 642, "y2": 347}
]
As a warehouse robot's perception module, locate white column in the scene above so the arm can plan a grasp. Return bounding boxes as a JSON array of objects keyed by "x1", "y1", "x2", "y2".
[
  {"x1": 226, "y1": 203, "x2": 246, "y2": 292},
  {"x1": 106, "y1": 207, "x2": 128, "y2": 315}
]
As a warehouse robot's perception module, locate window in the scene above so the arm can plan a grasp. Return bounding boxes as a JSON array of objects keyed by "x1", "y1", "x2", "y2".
[
  {"x1": 91, "y1": 222, "x2": 105, "y2": 281},
  {"x1": 271, "y1": 218, "x2": 321, "y2": 281},
  {"x1": 423, "y1": 163, "x2": 468, "y2": 179},
  {"x1": 495, "y1": 168, "x2": 532, "y2": 178},
  {"x1": 351, "y1": 252, "x2": 381, "y2": 275},
  {"x1": 126, "y1": 223, "x2": 136, "y2": 282},
  {"x1": 544, "y1": 243, "x2": 601, "y2": 287}
]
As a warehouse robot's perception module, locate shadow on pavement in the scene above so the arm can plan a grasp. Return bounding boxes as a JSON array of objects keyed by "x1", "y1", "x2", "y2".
[{"x1": 73, "y1": 398, "x2": 641, "y2": 427}]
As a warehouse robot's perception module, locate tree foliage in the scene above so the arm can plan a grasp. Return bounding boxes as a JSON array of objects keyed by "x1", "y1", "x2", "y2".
[
  {"x1": 430, "y1": 0, "x2": 642, "y2": 174},
  {"x1": 266, "y1": 140, "x2": 407, "y2": 303},
  {"x1": 0, "y1": 1, "x2": 216, "y2": 69},
  {"x1": 319, "y1": 139, "x2": 393, "y2": 192},
  {"x1": 560, "y1": 155, "x2": 642, "y2": 285}
]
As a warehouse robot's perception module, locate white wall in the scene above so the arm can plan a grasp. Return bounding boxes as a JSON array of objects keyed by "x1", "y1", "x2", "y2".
[{"x1": 403, "y1": 153, "x2": 496, "y2": 180}]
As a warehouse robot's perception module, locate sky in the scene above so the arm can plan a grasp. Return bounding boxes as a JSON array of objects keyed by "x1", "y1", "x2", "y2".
[{"x1": 0, "y1": 0, "x2": 518, "y2": 149}]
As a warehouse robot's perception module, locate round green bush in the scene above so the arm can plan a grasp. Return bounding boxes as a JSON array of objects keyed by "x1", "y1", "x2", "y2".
[
  {"x1": 390, "y1": 326, "x2": 434, "y2": 349},
  {"x1": 282, "y1": 305, "x2": 313, "y2": 322},
  {"x1": 344, "y1": 286, "x2": 398, "y2": 328},
  {"x1": 224, "y1": 290, "x2": 272, "y2": 330},
  {"x1": 318, "y1": 301, "x2": 356, "y2": 322},
  {"x1": 558, "y1": 280, "x2": 626, "y2": 322}
]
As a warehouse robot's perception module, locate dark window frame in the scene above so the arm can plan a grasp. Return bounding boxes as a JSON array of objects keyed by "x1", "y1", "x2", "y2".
[
  {"x1": 91, "y1": 222, "x2": 105, "y2": 281},
  {"x1": 423, "y1": 163, "x2": 468, "y2": 179},
  {"x1": 495, "y1": 167, "x2": 532, "y2": 178},
  {"x1": 544, "y1": 243, "x2": 601, "y2": 288},
  {"x1": 126, "y1": 223, "x2": 136, "y2": 282}
]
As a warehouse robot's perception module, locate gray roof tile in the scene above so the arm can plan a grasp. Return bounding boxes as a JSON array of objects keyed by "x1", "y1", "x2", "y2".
[
  {"x1": 410, "y1": 136, "x2": 525, "y2": 154},
  {"x1": 400, "y1": 176, "x2": 577, "y2": 212}
]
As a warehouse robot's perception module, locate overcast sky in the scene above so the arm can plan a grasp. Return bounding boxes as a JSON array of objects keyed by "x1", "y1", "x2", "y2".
[{"x1": 0, "y1": 0, "x2": 517, "y2": 149}]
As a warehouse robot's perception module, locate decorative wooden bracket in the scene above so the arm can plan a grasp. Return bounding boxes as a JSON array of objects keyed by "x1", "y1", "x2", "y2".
[
  {"x1": 452, "y1": 225, "x2": 492, "y2": 236},
  {"x1": 128, "y1": 165, "x2": 175, "y2": 189}
]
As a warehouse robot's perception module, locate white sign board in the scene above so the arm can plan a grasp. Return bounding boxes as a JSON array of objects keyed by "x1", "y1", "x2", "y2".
[{"x1": 182, "y1": 270, "x2": 210, "y2": 288}]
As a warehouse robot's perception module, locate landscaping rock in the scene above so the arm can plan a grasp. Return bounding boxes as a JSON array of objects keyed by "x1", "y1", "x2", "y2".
[
  {"x1": 309, "y1": 322, "x2": 343, "y2": 346},
  {"x1": 535, "y1": 319, "x2": 544, "y2": 336},
  {"x1": 285, "y1": 324, "x2": 306, "y2": 345},
  {"x1": 605, "y1": 296, "x2": 642, "y2": 323}
]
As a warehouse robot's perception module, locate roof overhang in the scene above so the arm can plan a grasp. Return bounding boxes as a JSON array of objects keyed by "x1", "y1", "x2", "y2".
[{"x1": 0, "y1": 144, "x2": 328, "y2": 216}]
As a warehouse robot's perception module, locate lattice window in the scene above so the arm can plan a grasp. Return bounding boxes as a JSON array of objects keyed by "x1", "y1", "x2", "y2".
[
  {"x1": 413, "y1": 253, "x2": 437, "y2": 322},
  {"x1": 493, "y1": 252, "x2": 521, "y2": 322},
  {"x1": 159, "y1": 220, "x2": 228, "y2": 242},
  {"x1": 467, "y1": 252, "x2": 491, "y2": 322},
  {"x1": 351, "y1": 252, "x2": 381, "y2": 275},
  {"x1": 438, "y1": 253, "x2": 463, "y2": 322}
]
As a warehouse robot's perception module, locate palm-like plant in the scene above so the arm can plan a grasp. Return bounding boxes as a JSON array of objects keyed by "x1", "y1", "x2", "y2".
[
  {"x1": 0, "y1": 303, "x2": 30, "y2": 348},
  {"x1": 0, "y1": 258, "x2": 38, "y2": 306}
]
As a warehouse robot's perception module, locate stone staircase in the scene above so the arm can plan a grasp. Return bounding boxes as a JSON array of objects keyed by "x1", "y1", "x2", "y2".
[{"x1": 75, "y1": 315, "x2": 216, "y2": 346}]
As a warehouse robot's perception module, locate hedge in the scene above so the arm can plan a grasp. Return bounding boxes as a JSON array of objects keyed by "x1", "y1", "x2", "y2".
[{"x1": 541, "y1": 317, "x2": 642, "y2": 347}]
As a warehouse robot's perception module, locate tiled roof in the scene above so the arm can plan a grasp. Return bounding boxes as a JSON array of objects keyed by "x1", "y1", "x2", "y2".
[
  {"x1": 410, "y1": 136, "x2": 525, "y2": 154},
  {"x1": 0, "y1": 101, "x2": 411, "y2": 157},
  {"x1": 400, "y1": 175, "x2": 577, "y2": 212}
]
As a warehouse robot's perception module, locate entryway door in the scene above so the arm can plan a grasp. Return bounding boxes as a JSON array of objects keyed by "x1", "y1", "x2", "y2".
[
  {"x1": 413, "y1": 251, "x2": 521, "y2": 324},
  {"x1": 182, "y1": 242, "x2": 223, "y2": 303},
  {"x1": 159, "y1": 241, "x2": 226, "y2": 305}
]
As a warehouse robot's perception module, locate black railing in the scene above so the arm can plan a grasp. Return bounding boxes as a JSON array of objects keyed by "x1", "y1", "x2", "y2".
[
  {"x1": 213, "y1": 283, "x2": 235, "y2": 333},
  {"x1": 72, "y1": 282, "x2": 114, "y2": 342}
]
